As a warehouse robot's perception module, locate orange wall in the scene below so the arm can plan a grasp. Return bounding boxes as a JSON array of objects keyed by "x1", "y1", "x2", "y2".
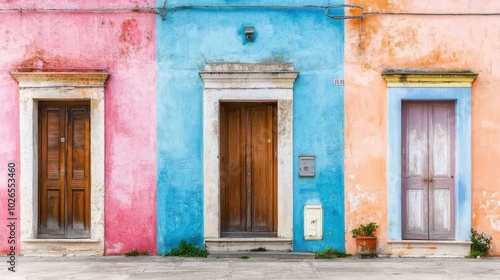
[{"x1": 345, "y1": 0, "x2": 500, "y2": 255}]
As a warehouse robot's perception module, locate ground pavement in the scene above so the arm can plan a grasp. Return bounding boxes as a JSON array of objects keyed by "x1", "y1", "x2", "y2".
[{"x1": 1, "y1": 256, "x2": 500, "y2": 279}]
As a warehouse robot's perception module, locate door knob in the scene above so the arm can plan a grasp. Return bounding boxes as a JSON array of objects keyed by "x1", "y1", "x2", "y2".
[
  {"x1": 429, "y1": 178, "x2": 433, "y2": 182},
  {"x1": 423, "y1": 178, "x2": 428, "y2": 182}
]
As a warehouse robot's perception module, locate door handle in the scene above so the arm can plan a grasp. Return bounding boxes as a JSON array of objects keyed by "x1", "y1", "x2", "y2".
[
  {"x1": 62, "y1": 169, "x2": 65, "y2": 175},
  {"x1": 429, "y1": 178, "x2": 433, "y2": 182},
  {"x1": 423, "y1": 178, "x2": 428, "y2": 182}
]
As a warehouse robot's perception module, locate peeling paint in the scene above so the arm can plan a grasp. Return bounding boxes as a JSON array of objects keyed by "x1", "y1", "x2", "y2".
[
  {"x1": 0, "y1": 2, "x2": 157, "y2": 256},
  {"x1": 119, "y1": 19, "x2": 141, "y2": 56},
  {"x1": 157, "y1": 1, "x2": 345, "y2": 254},
  {"x1": 346, "y1": 0, "x2": 500, "y2": 256}
]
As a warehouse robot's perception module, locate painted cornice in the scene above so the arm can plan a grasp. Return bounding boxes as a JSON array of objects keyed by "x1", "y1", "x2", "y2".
[
  {"x1": 11, "y1": 71, "x2": 110, "y2": 88},
  {"x1": 382, "y1": 71, "x2": 477, "y2": 87}
]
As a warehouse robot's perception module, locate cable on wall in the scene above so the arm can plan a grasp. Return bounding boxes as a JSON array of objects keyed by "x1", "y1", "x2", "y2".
[{"x1": 1, "y1": 1, "x2": 500, "y2": 21}]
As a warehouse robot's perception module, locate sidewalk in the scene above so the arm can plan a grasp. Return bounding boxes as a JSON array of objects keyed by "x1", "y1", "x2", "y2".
[{"x1": 2, "y1": 256, "x2": 500, "y2": 280}]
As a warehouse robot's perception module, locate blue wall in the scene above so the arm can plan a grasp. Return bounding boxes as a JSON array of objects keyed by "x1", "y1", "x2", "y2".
[{"x1": 156, "y1": 0, "x2": 345, "y2": 254}]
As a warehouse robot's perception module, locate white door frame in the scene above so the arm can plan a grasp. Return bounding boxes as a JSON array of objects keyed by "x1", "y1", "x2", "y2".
[
  {"x1": 13, "y1": 71, "x2": 109, "y2": 255},
  {"x1": 200, "y1": 63, "x2": 298, "y2": 239}
]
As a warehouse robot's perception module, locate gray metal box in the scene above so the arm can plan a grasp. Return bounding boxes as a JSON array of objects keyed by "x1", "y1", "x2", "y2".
[{"x1": 299, "y1": 156, "x2": 315, "y2": 177}]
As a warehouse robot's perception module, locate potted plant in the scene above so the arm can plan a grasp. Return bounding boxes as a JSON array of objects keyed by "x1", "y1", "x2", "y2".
[{"x1": 351, "y1": 222, "x2": 378, "y2": 258}]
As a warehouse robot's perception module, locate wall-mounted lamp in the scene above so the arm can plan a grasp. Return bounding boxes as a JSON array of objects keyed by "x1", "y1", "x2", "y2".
[{"x1": 244, "y1": 27, "x2": 255, "y2": 41}]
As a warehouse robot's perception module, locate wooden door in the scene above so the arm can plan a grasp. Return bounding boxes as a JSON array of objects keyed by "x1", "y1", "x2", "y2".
[
  {"x1": 220, "y1": 102, "x2": 277, "y2": 237},
  {"x1": 402, "y1": 101, "x2": 455, "y2": 240},
  {"x1": 38, "y1": 102, "x2": 91, "y2": 239}
]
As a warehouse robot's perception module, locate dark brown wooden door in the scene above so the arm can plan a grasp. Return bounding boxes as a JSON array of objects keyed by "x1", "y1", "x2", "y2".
[
  {"x1": 38, "y1": 102, "x2": 91, "y2": 239},
  {"x1": 220, "y1": 102, "x2": 277, "y2": 237},
  {"x1": 402, "y1": 101, "x2": 455, "y2": 240}
]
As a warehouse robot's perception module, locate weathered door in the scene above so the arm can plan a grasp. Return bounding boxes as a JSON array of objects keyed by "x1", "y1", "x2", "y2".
[
  {"x1": 220, "y1": 102, "x2": 277, "y2": 237},
  {"x1": 402, "y1": 101, "x2": 455, "y2": 240},
  {"x1": 38, "y1": 102, "x2": 91, "y2": 239}
]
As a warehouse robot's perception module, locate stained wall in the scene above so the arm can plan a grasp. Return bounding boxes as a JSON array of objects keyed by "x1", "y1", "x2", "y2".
[
  {"x1": 345, "y1": 0, "x2": 500, "y2": 255},
  {"x1": 0, "y1": 1, "x2": 157, "y2": 255},
  {"x1": 156, "y1": 0, "x2": 345, "y2": 253}
]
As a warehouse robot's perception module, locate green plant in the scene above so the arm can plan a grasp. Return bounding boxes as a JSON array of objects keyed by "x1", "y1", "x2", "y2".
[
  {"x1": 315, "y1": 248, "x2": 352, "y2": 259},
  {"x1": 351, "y1": 222, "x2": 378, "y2": 238},
  {"x1": 240, "y1": 256, "x2": 249, "y2": 259},
  {"x1": 124, "y1": 249, "x2": 150, "y2": 256},
  {"x1": 468, "y1": 228, "x2": 492, "y2": 258},
  {"x1": 124, "y1": 249, "x2": 139, "y2": 256},
  {"x1": 163, "y1": 241, "x2": 208, "y2": 258},
  {"x1": 250, "y1": 247, "x2": 267, "y2": 252}
]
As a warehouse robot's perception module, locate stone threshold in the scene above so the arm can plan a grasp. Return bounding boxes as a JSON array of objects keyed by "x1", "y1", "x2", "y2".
[
  {"x1": 389, "y1": 240, "x2": 472, "y2": 245},
  {"x1": 389, "y1": 240, "x2": 471, "y2": 257},
  {"x1": 206, "y1": 238, "x2": 292, "y2": 242},
  {"x1": 208, "y1": 251, "x2": 314, "y2": 259},
  {"x1": 23, "y1": 239, "x2": 101, "y2": 243},
  {"x1": 205, "y1": 237, "x2": 293, "y2": 252}
]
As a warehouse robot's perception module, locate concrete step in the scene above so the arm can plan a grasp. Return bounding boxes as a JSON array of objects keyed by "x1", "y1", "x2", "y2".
[
  {"x1": 208, "y1": 251, "x2": 315, "y2": 259},
  {"x1": 205, "y1": 238, "x2": 292, "y2": 252},
  {"x1": 389, "y1": 240, "x2": 472, "y2": 257}
]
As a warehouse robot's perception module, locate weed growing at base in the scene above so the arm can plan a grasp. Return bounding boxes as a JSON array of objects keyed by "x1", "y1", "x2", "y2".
[
  {"x1": 468, "y1": 228, "x2": 492, "y2": 258},
  {"x1": 164, "y1": 240, "x2": 208, "y2": 257},
  {"x1": 315, "y1": 248, "x2": 352, "y2": 259},
  {"x1": 124, "y1": 249, "x2": 149, "y2": 256},
  {"x1": 250, "y1": 247, "x2": 267, "y2": 252}
]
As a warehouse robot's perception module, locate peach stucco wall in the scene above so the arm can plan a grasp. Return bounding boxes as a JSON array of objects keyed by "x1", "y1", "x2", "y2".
[
  {"x1": 345, "y1": 0, "x2": 500, "y2": 255},
  {"x1": 0, "y1": 1, "x2": 156, "y2": 255}
]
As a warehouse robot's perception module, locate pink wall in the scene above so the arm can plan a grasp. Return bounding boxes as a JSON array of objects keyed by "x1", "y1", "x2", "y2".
[
  {"x1": 345, "y1": 0, "x2": 500, "y2": 255},
  {"x1": 0, "y1": 1, "x2": 156, "y2": 255}
]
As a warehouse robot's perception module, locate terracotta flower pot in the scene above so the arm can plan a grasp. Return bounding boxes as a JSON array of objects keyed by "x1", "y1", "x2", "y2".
[{"x1": 355, "y1": 236, "x2": 377, "y2": 258}]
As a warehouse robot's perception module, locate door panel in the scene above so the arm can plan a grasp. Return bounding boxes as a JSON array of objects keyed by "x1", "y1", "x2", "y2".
[
  {"x1": 220, "y1": 102, "x2": 277, "y2": 236},
  {"x1": 428, "y1": 103, "x2": 455, "y2": 239},
  {"x1": 221, "y1": 106, "x2": 246, "y2": 232},
  {"x1": 402, "y1": 102, "x2": 429, "y2": 239},
  {"x1": 406, "y1": 189, "x2": 425, "y2": 233},
  {"x1": 250, "y1": 106, "x2": 274, "y2": 232},
  {"x1": 46, "y1": 190, "x2": 62, "y2": 231},
  {"x1": 38, "y1": 102, "x2": 91, "y2": 239},
  {"x1": 402, "y1": 101, "x2": 455, "y2": 240},
  {"x1": 66, "y1": 106, "x2": 91, "y2": 238},
  {"x1": 39, "y1": 106, "x2": 66, "y2": 236}
]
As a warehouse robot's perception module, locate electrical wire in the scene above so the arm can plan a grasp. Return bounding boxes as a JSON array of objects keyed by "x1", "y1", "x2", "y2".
[
  {"x1": 365, "y1": 11, "x2": 500, "y2": 17},
  {"x1": 0, "y1": 3, "x2": 358, "y2": 21},
  {"x1": 1, "y1": 3, "x2": 500, "y2": 21}
]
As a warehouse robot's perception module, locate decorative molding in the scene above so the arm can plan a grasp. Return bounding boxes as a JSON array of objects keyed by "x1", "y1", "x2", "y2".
[
  {"x1": 12, "y1": 71, "x2": 110, "y2": 88},
  {"x1": 382, "y1": 72, "x2": 477, "y2": 87},
  {"x1": 199, "y1": 72, "x2": 299, "y2": 89},
  {"x1": 200, "y1": 63, "x2": 298, "y2": 89},
  {"x1": 203, "y1": 62, "x2": 294, "y2": 72}
]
